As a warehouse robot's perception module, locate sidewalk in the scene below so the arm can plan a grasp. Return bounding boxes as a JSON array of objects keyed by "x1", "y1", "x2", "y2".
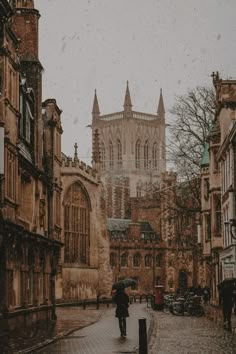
[
  {"x1": 0, "y1": 303, "x2": 152, "y2": 354},
  {"x1": 36, "y1": 303, "x2": 152, "y2": 354}
]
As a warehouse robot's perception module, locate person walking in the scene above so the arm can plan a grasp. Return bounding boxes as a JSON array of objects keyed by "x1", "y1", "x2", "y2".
[
  {"x1": 219, "y1": 283, "x2": 234, "y2": 330},
  {"x1": 113, "y1": 287, "x2": 129, "y2": 338}
]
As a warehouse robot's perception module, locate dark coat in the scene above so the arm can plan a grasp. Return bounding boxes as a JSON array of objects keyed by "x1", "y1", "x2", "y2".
[{"x1": 113, "y1": 291, "x2": 129, "y2": 318}]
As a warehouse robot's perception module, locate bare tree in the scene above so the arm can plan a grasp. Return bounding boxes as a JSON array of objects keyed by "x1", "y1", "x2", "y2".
[{"x1": 168, "y1": 86, "x2": 215, "y2": 209}]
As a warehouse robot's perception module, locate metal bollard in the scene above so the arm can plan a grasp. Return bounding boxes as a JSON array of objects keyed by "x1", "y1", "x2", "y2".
[
  {"x1": 96, "y1": 295, "x2": 100, "y2": 310},
  {"x1": 139, "y1": 318, "x2": 148, "y2": 354}
]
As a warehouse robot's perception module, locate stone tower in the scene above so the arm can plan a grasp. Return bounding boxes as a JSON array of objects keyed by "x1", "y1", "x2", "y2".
[{"x1": 91, "y1": 82, "x2": 167, "y2": 218}]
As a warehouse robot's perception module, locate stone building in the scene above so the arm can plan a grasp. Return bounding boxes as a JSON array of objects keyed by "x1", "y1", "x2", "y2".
[
  {"x1": 200, "y1": 73, "x2": 236, "y2": 304},
  {"x1": 0, "y1": 0, "x2": 63, "y2": 331},
  {"x1": 109, "y1": 172, "x2": 200, "y2": 294},
  {"x1": 57, "y1": 147, "x2": 112, "y2": 301},
  {"x1": 91, "y1": 82, "x2": 166, "y2": 219}
]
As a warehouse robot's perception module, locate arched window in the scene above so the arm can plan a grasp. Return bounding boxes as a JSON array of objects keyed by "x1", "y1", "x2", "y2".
[
  {"x1": 156, "y1": 254, "x2": 162, "y2": 267},
  {"x1": 152, "y1": 142, "x2": 158, "y2": 169},
  {"x1": 133, "y1": 253, "x2": 141, "y2": 267},
  {"x1": 27, "y1": 249, "x2": 35, "y2": 305},
  {"x1": 145, "y1": 254, "x2": 152, "y2": 267},
  {"x1": 64, "y1": 182, "x2": 90, "y2": 265},
  {"x1": 38, "y1": 251, "x2": 45, "y2": 305},
  {"x1": 135, "y1": 139, "x2": 141, "y2": 168},
  {"x1": 117, "y1": 139, "x2": 122, "y2": 168},
  {"x1": 101, "y1": 142, "x2": 106, "y2": 170},
  {"x1": 110, "y1": 252, "x2": 117, "y2": 267},
  {"x1": 144, "y1": 140, "x2": 149, "y2": 169},
  {"x1": 109, "y1": 140, "x2": 114, "y2": 169},
  {"x1": 136, "y1": 181, "x2": 142, "y2": 197},
  {"x1": 121, "y1": 253, "x2": 128, "y2": 267}
]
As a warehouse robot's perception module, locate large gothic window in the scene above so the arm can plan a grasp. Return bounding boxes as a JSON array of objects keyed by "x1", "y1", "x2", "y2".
[
  {"x1": 135, "y1": 139, "x2": 141, "y2": 168},
  {"x1": 109, "y1": 140, "x2": 114, "y2": 169},
  {"x1": 152, "y1": 142, "x2": 158, "y2": 169},
  {"x1": 101, "y1": 142, "x2": 106, "y2": 170},
  {"x1": 117, "y1": 139, "x2": 122, "y2": 169},
  {"x1": 144, "y1": 140, "x2": 149, "y2": 169},
  {"x1": 64, "y1": 183, "x2": 90, "y2": 265}
]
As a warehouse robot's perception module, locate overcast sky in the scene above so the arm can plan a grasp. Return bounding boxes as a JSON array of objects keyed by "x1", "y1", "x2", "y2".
[{"x1": 36, "y1": 0, "x2": 236, "y2": 163}]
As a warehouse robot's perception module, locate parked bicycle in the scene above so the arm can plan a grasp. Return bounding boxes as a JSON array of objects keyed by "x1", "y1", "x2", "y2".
[{"x1": 169, "y1": 294, "x2": 204, "y2": 316}]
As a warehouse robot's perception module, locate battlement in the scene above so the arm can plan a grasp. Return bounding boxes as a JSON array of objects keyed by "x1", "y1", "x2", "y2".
[{"x1": 61, "y1": 154, "x2": 99, "y2": 181}]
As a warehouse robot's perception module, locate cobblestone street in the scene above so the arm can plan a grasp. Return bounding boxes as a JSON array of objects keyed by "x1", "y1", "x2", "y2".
[{"x1": 149, "y1": 311, "x2": 236, "y2": 354}]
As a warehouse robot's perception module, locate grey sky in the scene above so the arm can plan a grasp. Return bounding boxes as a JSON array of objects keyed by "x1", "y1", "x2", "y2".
[{"x1": 36, "y1": 0, "x2": 236, "y2": 163}]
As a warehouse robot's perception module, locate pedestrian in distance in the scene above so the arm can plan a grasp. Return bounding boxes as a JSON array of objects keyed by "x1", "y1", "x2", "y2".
[
  {"x1": 113, "y1": 287, "x2": 129, "y2": 338},
  {"x1": 219, "y1": 283, "x2": 234, "y2": 331}
]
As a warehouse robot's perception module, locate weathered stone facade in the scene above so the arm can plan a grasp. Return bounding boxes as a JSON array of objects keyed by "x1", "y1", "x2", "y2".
[
  {"x1": 0, "y1": 0, "x2": 63, "y2": 331},
  {"x1": 200, "y1": 73, "x2": 236, "y2": 305},
  {"x1": 58, "y1": 151, "x2": 112, "y2": 301},
  {"x1": 91, "y1": 82, "x2": 166, "y2": 219}
]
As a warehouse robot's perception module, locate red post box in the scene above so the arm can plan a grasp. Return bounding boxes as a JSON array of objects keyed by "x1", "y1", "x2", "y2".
[{"x1": 154, "y1": 285, "x2": 164, "y2": 310}]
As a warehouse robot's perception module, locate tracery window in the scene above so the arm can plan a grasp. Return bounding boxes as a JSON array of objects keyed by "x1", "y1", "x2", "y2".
[
  {"x1": 64, "y1": 182, "x2": 90, "y2": 265},
  {"x1": 152, "y1": 142, "x2": 158, "y2": 169},
  {"x1": 144, "y1": 140, "x2": 149, "y2": 169},
  {"x1": 101, "y1": 142, "x2": 106, "y2": 170},
  {"x1": 135, "y1": 139, "x2": 141, "y2": 168},
  {"x1": 109, "y1": 140, "x2": 114, "y2": 169},
  {"x1": 133, "y1": 253, "x2": 141, "y2": 267},
  {"x1": 117, "y1": 139, "x2": 122, "y2": 168}
]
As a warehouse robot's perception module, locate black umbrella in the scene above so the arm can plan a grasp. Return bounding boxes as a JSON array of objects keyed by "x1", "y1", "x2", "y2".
[{"x1": 112, "y1": 278, "x2": 137, "y2": 290}]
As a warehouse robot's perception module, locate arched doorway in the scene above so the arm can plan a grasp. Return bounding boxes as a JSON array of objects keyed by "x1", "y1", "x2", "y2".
[{"x1": 178, "y1": 270, "x2": 188, "y2": 290}]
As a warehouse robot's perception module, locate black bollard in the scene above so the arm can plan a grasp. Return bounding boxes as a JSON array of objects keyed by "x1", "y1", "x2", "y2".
[
  {"x1": 139, "y1": 318, "x2": 148, "y2": 354},
  {"x1": 83, "y1": 300, "x2": 86, "y2": 310},
  {"x1": 96, "y1": 295, "x2": 99, "y2": 310}
]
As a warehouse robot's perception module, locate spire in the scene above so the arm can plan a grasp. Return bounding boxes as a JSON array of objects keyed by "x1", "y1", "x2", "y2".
[
  {"x1": 157, "y1": 88, "x2": 165, "y2": 116},
  {"x1": 123, "y1": 81, "x2": 132, "y2": 117},
  {"x1": 92, "y1": 89, "x2": 100, "y2": 120}
]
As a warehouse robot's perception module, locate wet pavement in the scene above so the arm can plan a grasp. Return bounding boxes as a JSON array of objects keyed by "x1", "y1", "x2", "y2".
[
  {"x1": 2, "y1": 303, "x2": 236, "y2": 353},
  {"x1": 149, "y1": 310, "x2": 236, "y2": 354},
  {"x1": 35, "y1": 303, "x2": 152, "y2": 354},
  {"x1": 0, "y1": 306, "x2": 104, "y2": 354}
]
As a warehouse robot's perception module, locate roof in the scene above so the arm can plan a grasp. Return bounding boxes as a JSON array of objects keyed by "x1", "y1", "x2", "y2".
[
  {"x1": 140, "y1": 221, "x2": 155, "y2": 232},
  {"x1": 107, "y1": 218, "x2": 131, "y2": 231}
]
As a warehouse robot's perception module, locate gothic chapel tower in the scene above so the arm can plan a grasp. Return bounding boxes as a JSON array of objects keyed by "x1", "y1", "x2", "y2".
[{"x1": 92, "y1": 82, "x2": 167, "y2": 219}]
